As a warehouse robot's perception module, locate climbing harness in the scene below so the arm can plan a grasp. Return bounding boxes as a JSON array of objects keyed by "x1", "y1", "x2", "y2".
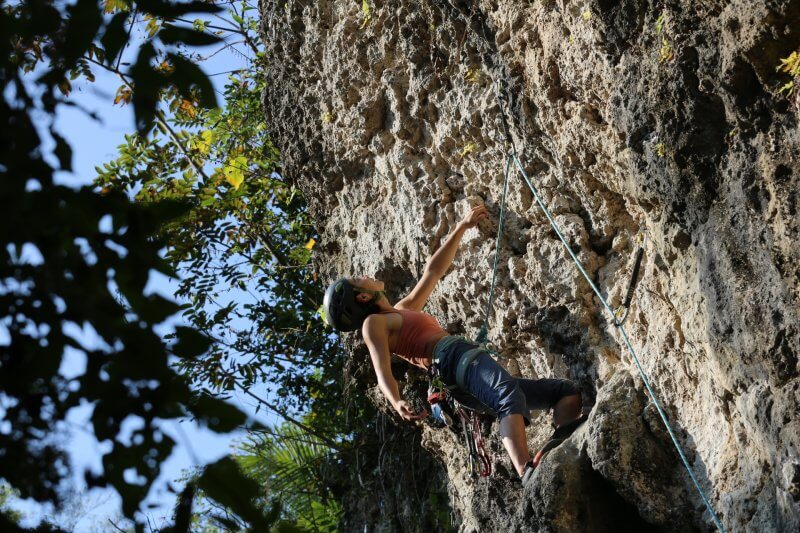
[
  {"x1": 474, "y1": 74, "x2": 726, "y2": 531},
  {"x1": 427, "y1": 336, "x2": 497, "y2": 477},
  {"x1": 613, "y1": 231, "x2": 647, "y2": 326},
  {"x1": 454, "y1": 346, "x2": 485, "y2": 389}
]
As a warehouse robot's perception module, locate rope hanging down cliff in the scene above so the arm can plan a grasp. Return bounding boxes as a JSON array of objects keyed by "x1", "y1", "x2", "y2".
[
  {"x1": 476, "y1": 79, "x2": 725, "y2": 533},
  {"x1": 475, "y1": 76, "x2": 726, "y2": 532},
  {"x1": 476, "y1": 76, "x2": 725, "y2": 533}
]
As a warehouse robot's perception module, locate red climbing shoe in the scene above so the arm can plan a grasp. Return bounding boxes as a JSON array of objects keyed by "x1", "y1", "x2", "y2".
[
  {"x1": 532, "y1": 437, "x2": 563, "y2": 468},
  {"x1": 532, "y1": 414, "x2": 589, "y2": 467}
]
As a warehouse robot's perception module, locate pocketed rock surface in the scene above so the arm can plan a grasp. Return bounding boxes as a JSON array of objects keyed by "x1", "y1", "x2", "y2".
[{"x1": 259, "y1": 1, "x2": 800, "y2": 531}]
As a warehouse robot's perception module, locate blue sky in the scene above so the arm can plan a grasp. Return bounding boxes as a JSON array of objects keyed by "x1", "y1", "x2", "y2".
[{"x1": 4, "y1": 7, "x2": 280, "y2": 529}]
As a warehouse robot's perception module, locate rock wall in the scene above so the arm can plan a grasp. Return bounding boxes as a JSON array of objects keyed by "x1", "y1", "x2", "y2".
[{"x1": 259, "y1": 0, "x2": 800, "y2": 531}]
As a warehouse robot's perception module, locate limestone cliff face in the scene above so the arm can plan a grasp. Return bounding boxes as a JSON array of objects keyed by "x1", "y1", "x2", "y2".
[{"x1": 259, "y1": 0, "x2": 800, "y2": 531}]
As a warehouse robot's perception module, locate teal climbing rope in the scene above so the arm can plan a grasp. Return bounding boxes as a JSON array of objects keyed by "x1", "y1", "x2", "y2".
[
  {"x1": 475, "y1": 81, "x2": 520, "y2": 346},
  {"x1": 476, "y1": 154, "x2": 512, "y2": 345},
  {"x1": 455, "y1": 1, "x2": 723, "y2": 525},
  {"x1": 509, "y1": 153, "x2": 725, "y2": 532},
  {"x1": 476, "y1": 85, "x2": 725, "y2": 531}
]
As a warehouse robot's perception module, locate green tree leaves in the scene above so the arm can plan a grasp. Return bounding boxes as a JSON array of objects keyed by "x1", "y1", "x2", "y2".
[
  {"x1": 237, "y1": 422, "x2": 342, "y2": 532},
  {"x1": 0, "y1": 1, "x2": 277, "y2": 529},
  {"x1": 221, "y1": 155, "x2": 248, "y2": 189}
]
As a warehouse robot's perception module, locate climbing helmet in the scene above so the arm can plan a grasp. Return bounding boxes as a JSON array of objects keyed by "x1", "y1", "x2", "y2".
[{"x1": 322, "y1": 278, "x2": 384, "y2": 331}]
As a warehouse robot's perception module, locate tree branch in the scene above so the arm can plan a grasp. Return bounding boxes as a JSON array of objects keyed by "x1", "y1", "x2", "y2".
[
  {"x1": 231, "y1": 379, "x2": 342, "y2": 451},
  {"x1": 107, "y1": 519, "x2": 128, "y2": 533}
]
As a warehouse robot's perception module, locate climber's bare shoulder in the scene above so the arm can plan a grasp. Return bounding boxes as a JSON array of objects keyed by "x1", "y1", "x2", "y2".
[
  {"x1": 362, "y1": 314, "x2": 388, "y2": 343},
  {"x1": 362, "y1": 313, "x2": 401, "y2": 364},
  {"x1": 395, "y1": 268, "x2": 441, "y2": 311},
  {"x1": 362, "y1": 312, "x2": 402, "y2": 339}
]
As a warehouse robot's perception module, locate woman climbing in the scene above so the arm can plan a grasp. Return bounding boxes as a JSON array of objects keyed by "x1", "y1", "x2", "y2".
[{"x1": 322, "y1": 204, "x2": 587, "y2": 483}]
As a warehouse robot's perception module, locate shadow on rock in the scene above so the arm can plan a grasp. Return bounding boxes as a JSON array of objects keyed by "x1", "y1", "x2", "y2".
[{"x1": 514, "y1": 372, "x2": 705, "y2": 532}]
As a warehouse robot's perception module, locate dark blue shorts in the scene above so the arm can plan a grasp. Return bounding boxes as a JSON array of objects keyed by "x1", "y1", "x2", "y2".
[{"x1": 433, "y1": 336, "x2": 579, "y2": 424}]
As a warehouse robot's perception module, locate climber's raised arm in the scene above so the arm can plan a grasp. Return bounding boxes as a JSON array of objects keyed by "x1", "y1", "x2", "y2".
[
  {"x1": 397, "y1": 204, "x2": 488, "y2": 311},
  {"x1": 362, "y1": 314, "x2": 426, "y2": 421}
]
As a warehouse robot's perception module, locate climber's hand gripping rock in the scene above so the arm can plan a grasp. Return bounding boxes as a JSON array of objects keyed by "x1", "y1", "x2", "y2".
[
  {"x1": 459, "y1": 204, "x2": 489, "y2": 229},
  {"x1": 394, "y1": 399, "x2": 428, "y2": 421}
]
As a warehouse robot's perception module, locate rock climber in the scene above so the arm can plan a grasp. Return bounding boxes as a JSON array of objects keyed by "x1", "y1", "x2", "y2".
[{"x1": 322, "y1": 204, "x2": 587, "y2": 483}]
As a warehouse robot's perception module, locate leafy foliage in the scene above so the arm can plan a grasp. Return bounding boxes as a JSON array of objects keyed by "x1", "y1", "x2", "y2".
[
  {"x1": 236, "y1": 422, "x2": 342, "y2": 532},
  {"x1": 88, "y1": 1, "x2": 374, "y2": 528},
  {"x1": 776, "y1": 49, "x2": 800, "y2": 111},
  {"x1": 93, "y1": 0, "x2": 347, "y2": 445},
  {"x1": 655, "y1": 11, "x2": 674, "y2": 63},
  {"x1": 0, "y1": 483, "x2": 23, "y2": 526},
  {"x1": 68, "y1": 1, "x2": 454, "y2": 530},
  {"x1": 360, "y1": 0, "x2": 372, "y2": 29},
  {"x1": 0, "y1": 0, "x2": 276, "y2": 528},
  {"x1": 464, "y1": 66, "x2": 483, "y2": 84}
]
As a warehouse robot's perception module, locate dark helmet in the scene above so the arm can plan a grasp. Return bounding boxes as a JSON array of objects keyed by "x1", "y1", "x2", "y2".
[{"x1": 322, "y1": 278, "x2": 383, "y2": 331}]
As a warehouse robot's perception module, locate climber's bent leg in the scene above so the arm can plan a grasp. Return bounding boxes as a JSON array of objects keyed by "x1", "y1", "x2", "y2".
[
  {"x1": 517, "y1": 377, "x2": 583, "y2": 426},
  {"x1": 461, "y1": 353, "x2": 531, "y2": 423},
  {"x1": 553, "y1": 393, "x2": 582, "y2": 428},
  {"x1": 515, "y1": 378, "x2": 586, "y2": 468}
]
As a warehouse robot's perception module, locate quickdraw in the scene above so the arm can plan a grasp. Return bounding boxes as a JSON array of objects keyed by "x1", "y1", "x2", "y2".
[
  {"x1": 456, "y1": 402, "x2": 492, "y2": 478},
  {"x1": 428, "y1": 385, "x2": 492, "y2": 478},
  {"x1": 613, "y1": 231, "x2": 647, "y2": 326}
]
